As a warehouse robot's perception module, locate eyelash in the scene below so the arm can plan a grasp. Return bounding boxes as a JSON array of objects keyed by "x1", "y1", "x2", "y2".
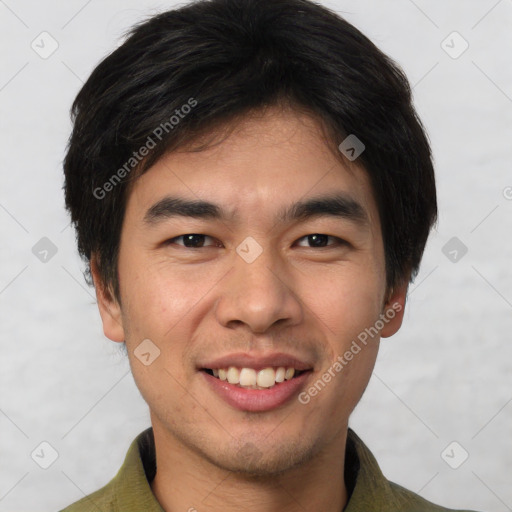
[{"x1": 166, "y1": 234, "x2": 348, "y2": 249}]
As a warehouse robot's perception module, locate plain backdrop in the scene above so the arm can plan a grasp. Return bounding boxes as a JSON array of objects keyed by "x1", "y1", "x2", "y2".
[{"x1": 1, "y1": 0, "x2": 511, "y2": 511}]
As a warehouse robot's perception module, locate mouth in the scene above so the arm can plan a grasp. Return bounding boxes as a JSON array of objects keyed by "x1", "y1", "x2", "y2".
[
  {"x1": 201, "y1": 366, "x2": 308, "y2": 390},
  {"x1": 198, "y1": 354, "x2": 314, "y2": 412}
]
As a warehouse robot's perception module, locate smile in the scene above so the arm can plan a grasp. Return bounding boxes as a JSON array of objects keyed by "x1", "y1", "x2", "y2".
[{"x1": 203, "y1": 366, "x2": 305, "y2": 389}]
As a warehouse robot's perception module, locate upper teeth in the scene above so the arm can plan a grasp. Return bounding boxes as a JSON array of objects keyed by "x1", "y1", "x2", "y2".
[{"x1": 211, "y1": 366, "x2": 296, "y2": 389}]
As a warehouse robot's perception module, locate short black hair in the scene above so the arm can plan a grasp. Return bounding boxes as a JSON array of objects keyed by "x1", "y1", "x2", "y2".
[{"x1": 63, "y1": 0, "x2": 437, "y2": 301}]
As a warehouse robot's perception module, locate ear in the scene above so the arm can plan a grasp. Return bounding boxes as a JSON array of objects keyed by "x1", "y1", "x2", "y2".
[
  {"x1": 380, "y1": 279, "x2": 408, "y2": 338},
  {"x1": 91, "y1": 256, "x2": 125, "y2": 343}
]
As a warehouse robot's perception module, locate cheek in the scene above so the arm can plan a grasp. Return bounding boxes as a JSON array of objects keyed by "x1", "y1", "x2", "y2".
[
  {"x1": 118, "y1": 260, "x2": 224, "y2": 402},
  {"x1": 120, "y1": 257, "x2": 214, "y2": 340},
  {"x1": 300, "y1": 263, "x2": 385, "y2": 345},
  {"x1": 298, "y1": 268, "x2": 383, "y2": 416}
]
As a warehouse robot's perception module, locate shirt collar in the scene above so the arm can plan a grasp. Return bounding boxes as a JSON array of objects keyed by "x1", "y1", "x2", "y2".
[
  {"x1": 343, "y1": 428, "x2": 397, "y2": 510},
  {"x1": 113, "y1": 427, "x2": 393, "y2": 511},
  {"x1": 113, "y1": 428, "x2": 163, "y2": 511}
]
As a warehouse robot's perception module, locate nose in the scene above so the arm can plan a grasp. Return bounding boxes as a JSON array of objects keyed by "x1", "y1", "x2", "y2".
[{"x1": 214, "y1": 246, "x2": 303, "y2": 334}]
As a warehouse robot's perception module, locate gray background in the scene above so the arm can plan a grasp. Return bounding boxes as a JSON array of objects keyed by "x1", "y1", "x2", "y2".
[{"x1": 1, "y1": 0, "x2": 511, "y2": 510}]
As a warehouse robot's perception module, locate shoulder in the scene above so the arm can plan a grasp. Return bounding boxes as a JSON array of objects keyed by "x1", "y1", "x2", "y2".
[
  {"x1": 59, "y1": 481, "x2": 115, "y2": 512},
  {"x1": 346, "y1": 428, "x2": 482, "y2": 512},
  {"x1": 58, "y1": 428, "x2": 156, "y2": 512},
  {"x1": 388, "y1": 480, "x2": 480, "y2": 512}
]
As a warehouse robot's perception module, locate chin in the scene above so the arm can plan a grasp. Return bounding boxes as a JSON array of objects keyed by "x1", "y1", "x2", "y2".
[{"x1": 205, "y1": 438, "x2": 319, "y2": 478}]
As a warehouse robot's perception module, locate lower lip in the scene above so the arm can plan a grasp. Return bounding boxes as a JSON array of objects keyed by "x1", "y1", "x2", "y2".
[{"x1": 202, "y1": 371, "x2": 311, "y2": 412}]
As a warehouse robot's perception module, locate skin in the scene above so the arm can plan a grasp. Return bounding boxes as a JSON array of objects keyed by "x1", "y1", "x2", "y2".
[{"x1": 92, "y1": 106, "x2": 408, "y2": 512}]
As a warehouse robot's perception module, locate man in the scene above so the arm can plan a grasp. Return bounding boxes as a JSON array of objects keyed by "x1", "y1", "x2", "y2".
[{"x1": 61, "y1": 0, "x2": 478, "y2": 510}]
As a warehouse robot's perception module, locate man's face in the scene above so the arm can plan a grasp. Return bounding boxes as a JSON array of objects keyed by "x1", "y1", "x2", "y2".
[{"x1": 96, "y1": 107, "x2": 406, "y2": 475}]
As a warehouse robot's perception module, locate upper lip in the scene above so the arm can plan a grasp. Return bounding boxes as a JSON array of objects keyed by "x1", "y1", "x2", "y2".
[{"x1": 198, "y1": 352, "x2": 314, "y2": 372}]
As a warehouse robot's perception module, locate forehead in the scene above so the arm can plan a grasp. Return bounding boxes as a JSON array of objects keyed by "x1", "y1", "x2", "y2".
[{"x1": 125, "y1": 107, "x2": 380, "y2": 230}]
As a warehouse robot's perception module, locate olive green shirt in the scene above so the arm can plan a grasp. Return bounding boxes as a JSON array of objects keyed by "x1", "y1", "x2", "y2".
[{"x1": 60, "y1": 428, "x2": 478, "y2": 512}]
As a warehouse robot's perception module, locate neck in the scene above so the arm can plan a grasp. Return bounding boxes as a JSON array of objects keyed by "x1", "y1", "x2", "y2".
[{"x1": 150, "y1": 421, "x2": 348, "y2": 512}]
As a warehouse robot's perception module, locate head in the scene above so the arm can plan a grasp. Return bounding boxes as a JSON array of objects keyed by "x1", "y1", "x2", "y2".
[{"x1": 64, "y1": 0, "x2": 436, "y2": 475}]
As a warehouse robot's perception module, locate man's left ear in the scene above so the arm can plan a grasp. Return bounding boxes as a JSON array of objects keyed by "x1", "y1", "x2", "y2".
[{"x1": 380, "y1": 280, "x2": 408, "y2": 338}]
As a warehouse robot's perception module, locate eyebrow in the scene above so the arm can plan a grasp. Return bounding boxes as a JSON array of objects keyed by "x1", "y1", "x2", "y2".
[
  {"x1": 278, "y1": 194, "x2": 368, "y2": 225},
  {"x1": 144, "y1": 197, "x2": 221, "y2": 224},
  {"x1": 143, "y1": 193, "x2": 369, "y2": 226}
]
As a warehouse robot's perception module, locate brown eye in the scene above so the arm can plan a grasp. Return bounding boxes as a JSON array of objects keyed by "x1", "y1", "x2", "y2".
[
  {"x1": 307, "y1": 234, "x2": 329, "y2": 247},
  {"x1": 168, "y1": 234, "x2": 217, "y2": 248},
  {"x1": 296, "y1": 234, "x2": 345, "y2": 248}
]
